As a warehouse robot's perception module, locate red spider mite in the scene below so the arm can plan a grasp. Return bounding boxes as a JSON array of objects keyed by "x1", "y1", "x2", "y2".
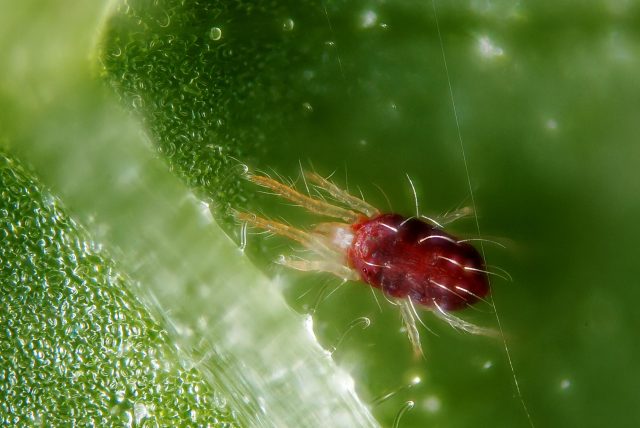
[{"x1": 235, "y1": 170, "x2": 496, "y2": 356}]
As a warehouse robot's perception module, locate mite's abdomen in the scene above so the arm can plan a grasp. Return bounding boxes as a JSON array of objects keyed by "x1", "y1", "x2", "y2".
[{"x1": 347, "y1": 213, "x2": 490, "y2": 311}]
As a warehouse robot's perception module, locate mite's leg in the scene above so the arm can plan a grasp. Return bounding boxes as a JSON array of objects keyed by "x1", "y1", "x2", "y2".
[
  {"x1": 397, "y1": 298, "x2": 424, "y2": 358},
  {"x1": 431, "y1": 302, "x2": 498, "y2": 337},
  {"x1": 277, "y1": 256, "x2": 359, "y2": 282},
  {"x1": 248, "y1": 174, "x2": 359, "y2": 223},
  {"x1": 235, "y1": 211, "x2": 335, "y2": 259},
  {"x1": 436, "y1": 206, "x2": 474, "y2": 226},
  {"x1": 305, "y1": 171, "x2": 380, "y2": 218},
  {"x1": 236, "y1": 212, "x2": 357, "y2": 284}
]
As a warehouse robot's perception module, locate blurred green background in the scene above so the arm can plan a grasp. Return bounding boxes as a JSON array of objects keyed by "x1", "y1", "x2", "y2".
[{"x1": 2, "y1": 0, "x2": 640, "y2": 426}]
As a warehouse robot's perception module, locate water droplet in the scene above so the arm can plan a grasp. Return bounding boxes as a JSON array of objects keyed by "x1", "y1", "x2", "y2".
[
  {"x1": 478, "y1": 35, "x2": 504, "y2": 58},
  {"x1": 282, "y1": 18, "x2": 295, "y2": 31},
  {"x1": 134, "y1": 403, "x2": 150, "y2": 423},
  {"x1": 209, "y1": 27, "x2": 222, "y2": 41},
  {"x1": 302, "y1": 102, "x2": 313, "y2": 114},
  {"x1": 360, "y1": 10, "x2": 378, "y2": 28},
  {"x1": 423, "y1": 395, "x2": 441, "y2": 413}
]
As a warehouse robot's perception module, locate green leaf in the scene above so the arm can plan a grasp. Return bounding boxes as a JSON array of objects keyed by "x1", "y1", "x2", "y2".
[
  {"x1": 0, "y1": 152, "x2": 237, "y2": 426},
  {"x1": 3, "y1": 0, "x2": 639, "y2": 426},
  {"x1": 0, "y1": 1, "x2": 377, "y2": 427}
]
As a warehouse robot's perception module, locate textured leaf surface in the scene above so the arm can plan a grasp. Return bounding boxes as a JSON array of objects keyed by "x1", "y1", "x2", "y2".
[
  {"x1": 0, "y1": 152, "x2": 237, "y2": 426},
  {"x1": 0, "y1": 1, "x2": 377, "y2": 427}
]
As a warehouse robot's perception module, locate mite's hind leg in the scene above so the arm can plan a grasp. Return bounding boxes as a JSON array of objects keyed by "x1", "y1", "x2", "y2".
[
  {"x1": 305, "y1": 171, "x2": 380, "y2": 217},
  {"x1": 431, "y1": 302, "x2": 498, "y2": 337},
  {"x1": 248, "y1": 174, "x2": 359, "y2": 223},
  {"x1": 434, "y1": 206, "x2": 475, "y2": 226},
  {"x1": 396, "y1": 298, "x2": 424, "y2": 358},
  {"x1": 277, "y1": 256, "x2": 359, "y2": 282}
]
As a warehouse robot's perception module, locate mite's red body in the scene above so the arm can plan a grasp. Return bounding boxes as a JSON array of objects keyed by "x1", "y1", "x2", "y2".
[{"x1": 348, "y1": 213, "x2": 489, "y2": 311}]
